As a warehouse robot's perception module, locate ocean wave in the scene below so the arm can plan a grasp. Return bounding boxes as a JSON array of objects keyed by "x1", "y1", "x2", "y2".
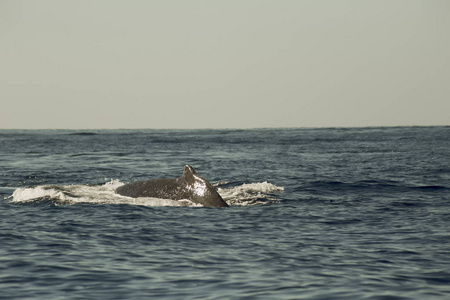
[{"x1": 298, "y1": 180, "x2": 449, "y2": 194}]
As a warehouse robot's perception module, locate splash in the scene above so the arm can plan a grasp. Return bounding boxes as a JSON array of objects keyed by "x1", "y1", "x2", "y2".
[
  {"x1": 9, "y1": 180, "x2": 283, "y2": 207},
  {"x1": 218, "y1": 182, "x2": 284, "y2": 206}
]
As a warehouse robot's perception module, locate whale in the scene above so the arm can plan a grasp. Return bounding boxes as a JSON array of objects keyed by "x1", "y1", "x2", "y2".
[{"x1": 115, "y1": 165, "x2": 229, "y2": 207}]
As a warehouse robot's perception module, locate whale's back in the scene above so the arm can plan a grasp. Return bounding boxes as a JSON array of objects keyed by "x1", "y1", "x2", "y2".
[
  {"x1": 115, "y1": 165, "x2": 229, "y2": 207},
  {"x1": 116, "y1": 178, "x2": 181, "y2": 199}
]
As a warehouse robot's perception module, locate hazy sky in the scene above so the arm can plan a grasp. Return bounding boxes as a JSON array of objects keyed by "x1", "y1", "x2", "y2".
[{"x1": 1, "y1": 0, "x2": 449, "y2": 129}]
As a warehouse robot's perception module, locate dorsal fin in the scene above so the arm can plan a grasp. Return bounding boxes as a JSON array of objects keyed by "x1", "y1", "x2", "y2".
[{"x1": 183, "y1": 165, "x2": 197, "y2": 176}]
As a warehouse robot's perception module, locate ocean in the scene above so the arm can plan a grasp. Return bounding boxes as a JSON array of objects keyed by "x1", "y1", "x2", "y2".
[{"x1": 1, "y1": 127, "x2": 449, "y2": 299}]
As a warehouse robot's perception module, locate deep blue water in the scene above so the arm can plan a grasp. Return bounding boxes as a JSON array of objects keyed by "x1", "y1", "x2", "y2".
[{"x1": 1, "y1": 127, "x2": 450, "y2": 299}]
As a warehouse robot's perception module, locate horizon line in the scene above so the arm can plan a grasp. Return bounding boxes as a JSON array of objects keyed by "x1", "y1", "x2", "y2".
[{"x1": 1, "y1": 124, "x2": 448, "y2": 131}]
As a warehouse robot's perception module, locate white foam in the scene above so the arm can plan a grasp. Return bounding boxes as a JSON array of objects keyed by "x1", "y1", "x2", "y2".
[
  {"x1": 218, "y1": 182, "x2": 284, "y2": 206},
  {"x1": 12, "y1": 186, "x2": 70, "y2": 203}
]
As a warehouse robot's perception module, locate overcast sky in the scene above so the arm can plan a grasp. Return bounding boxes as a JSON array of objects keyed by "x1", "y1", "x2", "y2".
[{"x1": 1, "y1": 0, "x2": 449, "y2": 129}]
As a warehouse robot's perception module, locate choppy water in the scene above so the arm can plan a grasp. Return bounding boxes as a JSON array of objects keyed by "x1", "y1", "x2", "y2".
[{"x1": 1, "y1": 127, "x2": 450, "y2": 299}]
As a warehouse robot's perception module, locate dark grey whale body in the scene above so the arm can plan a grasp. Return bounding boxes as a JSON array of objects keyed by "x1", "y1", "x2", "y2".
[{"x1": 116, "y1": 165, "x2": 229, "y2": 207}]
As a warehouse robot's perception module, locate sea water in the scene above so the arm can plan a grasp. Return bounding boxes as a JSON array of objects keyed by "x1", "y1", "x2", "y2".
[{"x1": 1, "y1": 127, "x2": 449, "y2": 299}]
